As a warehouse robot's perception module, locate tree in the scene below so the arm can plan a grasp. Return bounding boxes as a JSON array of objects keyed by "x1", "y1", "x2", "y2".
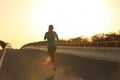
[
  {"x1": 68, "y1": 36, "x2": 89, "y2": 42},
  {"x1": 91, "y1": 32, "x2": 120, "y2": 42}
]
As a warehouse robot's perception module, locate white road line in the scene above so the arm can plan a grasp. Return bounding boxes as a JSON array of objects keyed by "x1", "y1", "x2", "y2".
[{"x1": 0, "y1": 48, "x2": 7, "y2": 69}]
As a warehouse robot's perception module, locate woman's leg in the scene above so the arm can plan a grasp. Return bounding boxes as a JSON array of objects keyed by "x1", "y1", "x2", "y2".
[{"x1": 48, "y1": 47, "x2": 57, "y2": 64}]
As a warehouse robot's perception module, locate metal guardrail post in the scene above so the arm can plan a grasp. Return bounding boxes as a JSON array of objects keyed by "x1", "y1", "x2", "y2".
[{"x1": 40, "y1": 41, "x2": 120, "y2": 47}]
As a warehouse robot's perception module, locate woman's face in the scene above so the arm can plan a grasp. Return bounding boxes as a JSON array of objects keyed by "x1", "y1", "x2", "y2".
[{"x1": 49, "y1": 26, "x2": 53, "y2": 31}]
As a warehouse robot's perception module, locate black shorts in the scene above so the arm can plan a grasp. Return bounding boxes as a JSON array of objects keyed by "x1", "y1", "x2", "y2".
[
  {"x1": 48, "y1": 47, "x2": 57, "y2": 56},
  {"x1": 47, "y1": 47, "x2": 57, "y2": 63}
]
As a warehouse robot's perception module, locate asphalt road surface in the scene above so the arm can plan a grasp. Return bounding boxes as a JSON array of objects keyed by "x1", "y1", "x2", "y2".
[{"x1": 0, "y1": 49, "x2": 120, "y2": 80}]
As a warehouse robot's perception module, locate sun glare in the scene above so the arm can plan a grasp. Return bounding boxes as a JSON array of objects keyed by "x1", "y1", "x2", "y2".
[
  {"x1": 44, "y1": 56, "x2": 51, "y2": 65},
  {"x1": 29, "y1": 0, "x2": 111, "y2": 40},
  {"x1": 0, "y1": 0, "x2": 118, "y2": 48}
]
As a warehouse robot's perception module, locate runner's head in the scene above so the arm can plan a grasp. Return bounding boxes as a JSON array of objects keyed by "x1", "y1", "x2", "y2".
[{"x1": 49, "y1": 24, "x2": 53, "y2": 31}]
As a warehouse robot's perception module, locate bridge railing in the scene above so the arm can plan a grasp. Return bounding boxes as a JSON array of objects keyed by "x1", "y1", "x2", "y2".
[{"x1": 39, "y1": 41, "x2": 120, "y2": 47}]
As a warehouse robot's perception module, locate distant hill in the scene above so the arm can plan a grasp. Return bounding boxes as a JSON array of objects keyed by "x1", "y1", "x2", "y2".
[{"x1": 20, "y1": 41, "x2": 45, "y2": 49}]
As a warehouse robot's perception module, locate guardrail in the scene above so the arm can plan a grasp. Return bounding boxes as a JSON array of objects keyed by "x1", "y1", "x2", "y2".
[
  {"x1": 39, "y1": 41, "x2": 120, "y2": 47},
  {"x1": 21, "y1": 44, "x2": 120, "y2": 63}
]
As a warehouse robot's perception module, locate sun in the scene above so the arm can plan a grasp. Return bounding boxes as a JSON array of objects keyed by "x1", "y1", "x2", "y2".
[{"x1": 29, "y1": 0, "x2": 111, "y2": 40}]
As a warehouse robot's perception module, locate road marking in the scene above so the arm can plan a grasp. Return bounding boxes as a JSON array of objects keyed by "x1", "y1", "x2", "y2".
[{"x1": 0, "y1": 48, "x2": 7, "y2": 69}]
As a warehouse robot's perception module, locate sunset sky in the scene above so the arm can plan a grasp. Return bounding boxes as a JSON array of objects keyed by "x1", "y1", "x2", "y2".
[{"x1": 0, "y1": 0, "x2": 120, "y2": 48}]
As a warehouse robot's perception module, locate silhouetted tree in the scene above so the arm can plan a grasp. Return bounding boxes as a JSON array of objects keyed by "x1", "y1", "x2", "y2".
[
  {"x1": 91, "y1": 32, "x2": 120, "y2": 42},
  {"x1": 68, "y1": 36, "x2": 89, "y2": 42}
]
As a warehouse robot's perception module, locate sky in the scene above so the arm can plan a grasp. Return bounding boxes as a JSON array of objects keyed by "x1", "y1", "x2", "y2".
[{"x1": 0, "y1": 0, "x2": 120, "y2": 48}]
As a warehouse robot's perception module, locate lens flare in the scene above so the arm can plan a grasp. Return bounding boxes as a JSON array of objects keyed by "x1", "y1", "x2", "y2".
[
  {"x1": 46, "y1": 56, "x2": 51, "y2": 62},
  {"x1": 44, "y1": 56, "x2": 51, "y2": 65}
]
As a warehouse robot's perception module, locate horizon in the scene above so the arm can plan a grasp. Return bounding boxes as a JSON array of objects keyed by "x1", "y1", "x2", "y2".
[
  {"x1": 9, "y1": 31, "x2": 120, "y2": 49},
  {"x1": 0, "y1": 0, "x2": 120, "y2": 48}
]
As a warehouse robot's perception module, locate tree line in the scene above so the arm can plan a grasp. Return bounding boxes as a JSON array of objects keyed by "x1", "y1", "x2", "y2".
[
  {"x1": 21, "y1": 31, "x2": 120, "y2": 48},
  {"x1": 63, "y1": 31, "x2": 120, "y2": 42}
]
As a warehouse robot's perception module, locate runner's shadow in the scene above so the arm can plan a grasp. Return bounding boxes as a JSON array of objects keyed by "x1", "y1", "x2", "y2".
[{"x1": 46, "y1": 74, "x2": 55, "y2": 80}]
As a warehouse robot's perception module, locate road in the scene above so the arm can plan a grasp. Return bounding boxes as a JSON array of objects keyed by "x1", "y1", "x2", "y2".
[
  {"x1": 39, "y1": 46, "x2": 120, "y2": 63},
  {"x1": 0, "y1": 48, "x2": 120, "y2": 80}
]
